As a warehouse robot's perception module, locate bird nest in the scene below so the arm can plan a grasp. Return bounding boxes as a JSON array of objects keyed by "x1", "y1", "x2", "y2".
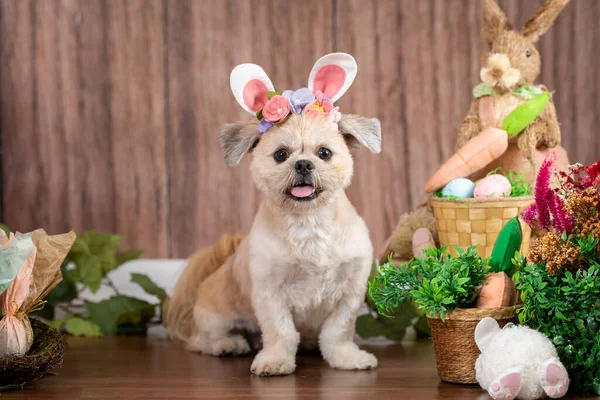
[{"x1": 0, "y1": 318, "x2": 67, "y2": 389}]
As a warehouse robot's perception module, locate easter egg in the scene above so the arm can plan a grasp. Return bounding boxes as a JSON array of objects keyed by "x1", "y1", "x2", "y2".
[
  {"x1": 474, "y1": 174, "x2": 512, "y2": 198},
  {"x1": 441, "y1": 178, "x2": 476, "y2": 198}
]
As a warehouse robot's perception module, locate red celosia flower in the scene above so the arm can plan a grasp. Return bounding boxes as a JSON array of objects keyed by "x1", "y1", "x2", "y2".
[
  {"x1": 584, "y1": 159, "x2": 600, "y2": 189},
  {"x1": 535, "y1": 153, "x2": 556, "y2": 230},
  {"x1": 548, "y1": 191, "x2": 574, "y2": 234},
  {"x1": 522, "y1": 155, "x2": 600, "y2": 236},
  {"x1": 521, "y1": 203, "x2": 538, "y2": 227}
]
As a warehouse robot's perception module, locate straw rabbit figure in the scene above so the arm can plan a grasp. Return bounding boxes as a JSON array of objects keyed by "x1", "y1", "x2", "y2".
[
  {"x1": 461, "y1": 0, "x2": 570, "y2": 181},
  {"x1": 380, "y1": 0, "x2": 570, "y2": 264}
]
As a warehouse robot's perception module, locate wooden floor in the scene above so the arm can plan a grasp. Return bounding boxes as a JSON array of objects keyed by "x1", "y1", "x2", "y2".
[{"x1": 2, "y1": 336, "x2": 595, "y2": 400}]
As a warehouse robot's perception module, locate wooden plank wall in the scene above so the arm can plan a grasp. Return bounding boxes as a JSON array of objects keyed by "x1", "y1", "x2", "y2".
[{"x1": 1, "y1": 0, "x2": 598, "y2": 258}]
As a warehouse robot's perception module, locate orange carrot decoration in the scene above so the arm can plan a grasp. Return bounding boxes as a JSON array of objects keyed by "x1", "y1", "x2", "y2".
[{"x1": 424, "y1": 127, "x2": 509, "y2": 193}]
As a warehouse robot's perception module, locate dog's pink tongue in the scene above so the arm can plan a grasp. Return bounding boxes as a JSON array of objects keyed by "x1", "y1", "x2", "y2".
[{"x1": 291, "y1": 186, "x2": 315, "y2": 198}]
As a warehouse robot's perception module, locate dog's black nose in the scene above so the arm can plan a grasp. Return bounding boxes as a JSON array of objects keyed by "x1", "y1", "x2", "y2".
[{"x1": 295, "y1": 160, "x2": 314, "y2": 175}]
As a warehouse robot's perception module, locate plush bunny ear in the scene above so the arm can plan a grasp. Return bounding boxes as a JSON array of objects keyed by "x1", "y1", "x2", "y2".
[
  {"x1": 474, "y1": 317, "x2": 501, "y2": 351},
  {"x1": 230, "y1": 64, "x2": 275, "y2": 115},
  {"x1": 308, "y1": 53, "x2": 357, "y2": 103}
]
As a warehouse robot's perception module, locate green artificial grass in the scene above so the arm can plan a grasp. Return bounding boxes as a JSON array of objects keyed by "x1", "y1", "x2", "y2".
[{"x1": 433, "y1": 169, "x2": 532, "y2": 199}]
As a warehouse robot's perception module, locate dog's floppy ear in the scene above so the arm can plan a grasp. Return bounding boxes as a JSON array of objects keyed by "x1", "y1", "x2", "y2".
[
  {"x1": 230, "y1": 63, "x2": 275, "y2": 114},
  {"x1": 338, "y1": 114, "x2": 382, "y2": 154},
  {"x1": 220, "y1": 120, "x2": 260, "y2": 167},
  {"x1": 308, "y1": 53, "x2": 357, "y2": 103}
]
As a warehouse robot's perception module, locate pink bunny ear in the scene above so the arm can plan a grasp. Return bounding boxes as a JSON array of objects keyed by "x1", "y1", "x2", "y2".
[
  {"x1": 308, "y1": 53, "x2": 357, "y2": 103},
  {"x1": 230, "y1": 63, "x2": 275, "y2": 114}
]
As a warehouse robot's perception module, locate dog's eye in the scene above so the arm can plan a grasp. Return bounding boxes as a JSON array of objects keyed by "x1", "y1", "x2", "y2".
[
  {"x1": 525, "y1": 49, "x2": 532, "y2": 57},
  {"x1": 317, "y1": 147, "x2": 332, "y2": 161},
  {"x1": 273, "y1": 149, "x2": 289, "y2": 163}
]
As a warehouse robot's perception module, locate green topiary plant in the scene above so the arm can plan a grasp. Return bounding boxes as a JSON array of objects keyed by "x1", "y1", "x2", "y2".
[
  {"x1": 514, "y1": 254, "x2": 600, "y2": 394},
  {"x1": 369, "y1": 246, "x2": 490, "y2": 322}
]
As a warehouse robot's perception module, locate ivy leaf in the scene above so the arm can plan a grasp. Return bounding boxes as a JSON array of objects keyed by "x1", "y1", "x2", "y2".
[
  {"x1": 77, "y1": 256, "x2": 104, "y2": 293},
  {"x1": 76, "y1": 232, "x2": 122, "y2": 258},
  {"x1": 116, "y1": 250, "x2": 143, "y2": 267},
  {"x1": 68, "y1": 232, "x2": 132, "y2": 292},
  {"x1": 130, "y1": 273, "x2": 167, "y2": 303},
  {"x1": 70, "y1": 231, "x2": 122, "y2": 274},
  {"x1": 64, "y1": 316, "x2": 102, "y2": 337},
  {"x1": 85, "y1": 295, "x2": 155, "y2": 335}
]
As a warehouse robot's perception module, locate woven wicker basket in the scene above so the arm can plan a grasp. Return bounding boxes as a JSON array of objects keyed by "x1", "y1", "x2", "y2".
[
  {"x1": 430, "y1": 195, "x2": 534, "y2": 258},
  {"x1": 428, "y1": 306, "x2": 519, "y2": 384}
]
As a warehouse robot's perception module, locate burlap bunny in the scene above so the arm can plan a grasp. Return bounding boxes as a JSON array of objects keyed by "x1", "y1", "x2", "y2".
[
  {"x1": 381, "y1": 0, "x2": 571, "y2": 264},
  {"x1": 459, "y1": 0, "x2": 570, "y2": 182}
]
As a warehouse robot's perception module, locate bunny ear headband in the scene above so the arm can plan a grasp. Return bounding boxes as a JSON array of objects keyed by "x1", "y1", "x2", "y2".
[{"x1": 229, "y1": 53, "x2": 358, "y2": 133}]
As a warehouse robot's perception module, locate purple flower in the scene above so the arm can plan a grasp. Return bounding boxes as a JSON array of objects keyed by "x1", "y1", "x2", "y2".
[
  {"x1": 282, "y1": 88, "x2": 315, "y2": 114},
  {"x1": 534, "y1": 153, "x2": 556, "y2": 230},
  {"x1": 258, "y1": 119, "x2": 273, "y2": 133},
  {"x1": 521, "y1": 203, "x2": 538, "y2": 227},
  {"x1": 548, "y1": 192, "x2": 574, "y2": 234},
  {"x1": 521, "y1": 152, "x2": 576, "y2": 234}
]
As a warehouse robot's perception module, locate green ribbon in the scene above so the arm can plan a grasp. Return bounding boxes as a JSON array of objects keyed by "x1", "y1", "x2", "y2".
[{"x1": 473, "y1": 82, "x2": 544, "y2": 100}]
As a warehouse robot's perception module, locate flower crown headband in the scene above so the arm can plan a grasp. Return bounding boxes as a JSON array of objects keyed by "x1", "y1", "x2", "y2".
[{"x1": 230, "y1": 53, "x2": 358, "y2": 133}]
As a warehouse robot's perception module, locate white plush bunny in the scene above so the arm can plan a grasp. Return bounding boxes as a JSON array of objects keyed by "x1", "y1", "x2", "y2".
[{"x1": 475, "y1": 317, "x2": 570, "y2": 400}]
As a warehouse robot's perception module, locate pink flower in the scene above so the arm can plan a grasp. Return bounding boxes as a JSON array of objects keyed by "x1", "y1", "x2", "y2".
[
  {"x1": 313, "y1": 90, "x2": 334, "y2": 113},
  {"x1": 304, "y1": 103, "x2": 321, "y2": 117},
  {"x1": 314, "y1": 91, "x2": 325, "y2": 104},
  {"x1": 304, "y1": 90, "x2": 337, "y2": 120},
  {"x1": 262, "y1": 95, "x2": 291, "y2": 123}
]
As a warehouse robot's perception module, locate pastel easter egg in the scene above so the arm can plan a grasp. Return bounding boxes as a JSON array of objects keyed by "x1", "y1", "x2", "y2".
[
  {"x1": 474, "y1": 174, "x2": 512, "y2": 198},
  {"x1": 441, "y1": 178, "x2": 476, "y2": 198}
]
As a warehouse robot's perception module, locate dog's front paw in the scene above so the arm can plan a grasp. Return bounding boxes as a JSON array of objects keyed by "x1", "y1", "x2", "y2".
[
  {"x1": 187, "y1": 334, "x2": 251, "y2": 356},
  {"x1": 251, "y1": 349, "x2": 296, "y2": 376},
  {"x1": 324, "y1": 342, "x2": 378, "y2": 370}
]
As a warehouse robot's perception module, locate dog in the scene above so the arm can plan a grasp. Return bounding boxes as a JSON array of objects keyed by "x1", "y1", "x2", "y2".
[{"x1": 166, "y1": 53, "x2": 382, "y2": 376}]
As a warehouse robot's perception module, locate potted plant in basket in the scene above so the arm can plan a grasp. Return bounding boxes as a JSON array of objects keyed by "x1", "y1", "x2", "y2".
[
  {"x1": 369, "y1": 244, "x2": 519, "y2": 384},
  {"x1": 514, "y1": 153, "x2": 600, "y2": 395}
]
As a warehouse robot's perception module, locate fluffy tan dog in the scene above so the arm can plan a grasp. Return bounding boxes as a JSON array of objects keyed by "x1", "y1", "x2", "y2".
[{"x1": 166, "y1": 53, "x2": 382, "y2": 376}]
